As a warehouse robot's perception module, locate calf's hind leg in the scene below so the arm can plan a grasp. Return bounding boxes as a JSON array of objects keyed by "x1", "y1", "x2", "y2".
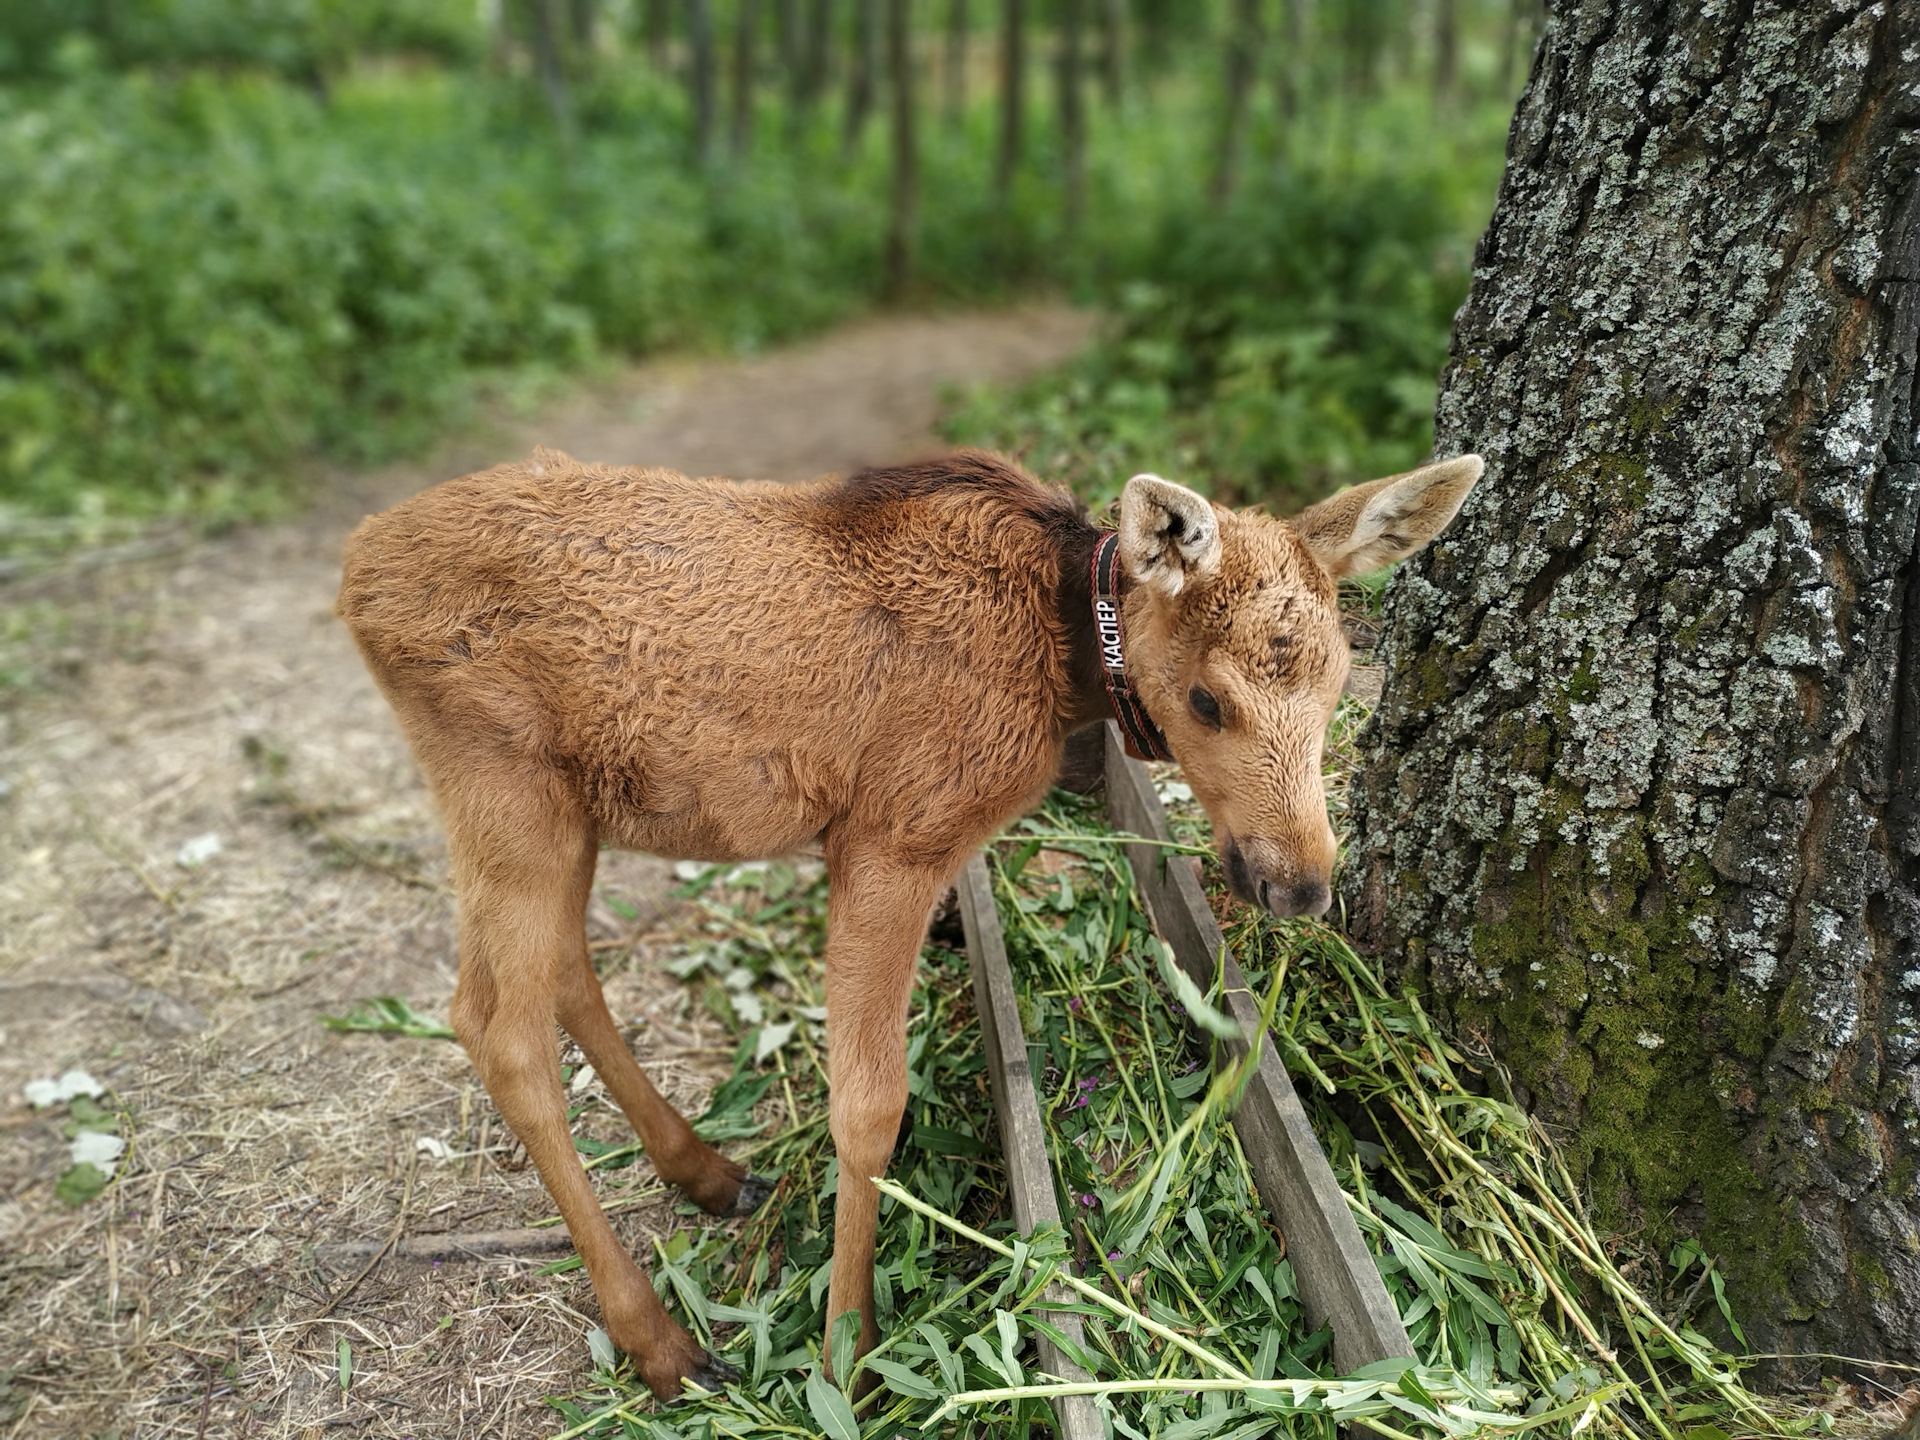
[
  {"x1": 445, "y1": 774, "x2": 731, "y2": 1398},
  {"x1": 556, "y1": 939, "x2": 773, "y2": 1216}
]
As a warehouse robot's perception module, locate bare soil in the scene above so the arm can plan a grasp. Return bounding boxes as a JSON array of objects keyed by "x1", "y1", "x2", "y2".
[{"x1": 0, "y1": 305, "x2": 1093, "y2": 1440}]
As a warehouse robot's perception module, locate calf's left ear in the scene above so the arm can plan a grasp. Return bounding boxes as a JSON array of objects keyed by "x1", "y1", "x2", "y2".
[
  {"x1": 1288, "y1": 454, "x2": 1482, "y2": 578},
  {"x1": 1118, "y1": 474, "x2": 1221, "y2": 598}
]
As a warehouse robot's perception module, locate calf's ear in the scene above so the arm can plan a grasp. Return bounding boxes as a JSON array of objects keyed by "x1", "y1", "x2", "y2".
[
  {"x1": 1118, "y1": 474, "x2": 1221, "y2": 598},
  {"x1": 1288, "y1": 454, "x2": 1482, "y2": 578}
]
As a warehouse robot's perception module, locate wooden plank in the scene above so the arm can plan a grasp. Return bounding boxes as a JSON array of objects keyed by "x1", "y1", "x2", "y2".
[
  {"x1": 1101, "y1": 722, "x2": 1414, "y2": 1375},
  {"x1": 957, "y1": 854, "x2": 1105, "y2": 1440}
]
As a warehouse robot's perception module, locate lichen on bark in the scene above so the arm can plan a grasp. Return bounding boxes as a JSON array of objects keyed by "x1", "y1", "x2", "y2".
[{"x1": 1346, "y1": 0, "x2": 1920, "y2": 1370}]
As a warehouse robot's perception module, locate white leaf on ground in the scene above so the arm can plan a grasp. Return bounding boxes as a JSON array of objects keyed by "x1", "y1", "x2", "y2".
[
  {"x1": 24, "y1": 1069, "x2": 104, "y2": 1108},
  {"x1": 176, "y1": 832, "x2": 223, "y2": 868},
  {"x1": 731, "y1": 991, "x2": 765, "y2": 1027},
  {"x1": 1156, "y1": 779, "x2": 1193, "y2": 804},
  {"x1": 672, "y1": 860, "x2": 707, "y2": 880},
  {"x1": 69, "y1": 1130, "x2": 125, "y2": 1171},
  {"x1": 755, "y1": 1022, "x2": 796, "y2": 1064},
  {"x1": 415, "y1": 1136, "x2": 454, "y2": 1162},
  {"x1": 568, "y1": 1064, "x2": 597, "y2": 1095}
]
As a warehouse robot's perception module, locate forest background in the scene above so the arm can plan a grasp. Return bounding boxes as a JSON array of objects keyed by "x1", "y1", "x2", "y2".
[{"x1": 0, "y1": 0, "x2": 1535, "y2": 535}]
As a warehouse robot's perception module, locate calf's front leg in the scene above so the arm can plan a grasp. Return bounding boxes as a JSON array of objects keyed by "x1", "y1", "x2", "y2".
[{"x1": 821, "y1": 849, "x2": 957, "y2": 1386}]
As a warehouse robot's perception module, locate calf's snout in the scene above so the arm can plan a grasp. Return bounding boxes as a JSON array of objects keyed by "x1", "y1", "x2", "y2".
[{"x1": 1224, "y1": 834, "x2": 1333, "y2": 919}]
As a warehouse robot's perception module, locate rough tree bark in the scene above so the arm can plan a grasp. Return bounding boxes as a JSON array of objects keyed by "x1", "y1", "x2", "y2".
[{"x1": 1347, "y1": 1, "x2": 1920, "y2": 1371}]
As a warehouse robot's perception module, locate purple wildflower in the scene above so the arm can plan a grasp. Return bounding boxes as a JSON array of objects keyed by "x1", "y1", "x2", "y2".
[{"x1": 1068, "y1": 996, "x2": 1083, "y2": 1013}]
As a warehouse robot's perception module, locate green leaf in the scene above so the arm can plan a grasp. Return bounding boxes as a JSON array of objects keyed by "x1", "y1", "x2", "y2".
[
  {"x1": 1707, "y1": 1266, "x2": 1749, "y2": 1350},
  {"x1": 319, "y1": 996, "x2": 455, "y2": 1041},
  {"x1": 994, "y1": 1309, "x2": 1025, "y2": 1387},
  {"x1": 804, "y1": 1369, "x2": 859, "y2": 1440},
  {"x1": 918, "y1": 1323, "x2": 963, "y2": 1393},
  {"x1": 910, "y1": 1124, "x2": 986, "y2": 1156},
  {"x1": 1153, "y1": 938, "x2": 1244, "y2": 1040},
  {"x1": 827, "y1": 1310, "x2": 862, "y2": 1393},
  {"x1": 336, "y1": 1336, "x2": 352, "y2": 1393},
  {"x1": 54, "y1": 1162, "x2": 108, "y2": 1208},
  {"x1": 865, "y1": 1357, "x2": 938, "y2": 1399}
]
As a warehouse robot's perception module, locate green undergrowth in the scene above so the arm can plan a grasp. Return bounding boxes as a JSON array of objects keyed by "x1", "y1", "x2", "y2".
[
  {"x1": 547, "y1": 793, "x2": 1807, "y2": 1438},
  {"x1": 944, "y1": 92, "x2": 1511, "y2": 515}
]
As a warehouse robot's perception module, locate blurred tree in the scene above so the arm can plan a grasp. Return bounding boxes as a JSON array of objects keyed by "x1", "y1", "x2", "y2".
[
  {"x1": 944, "y1": 0, "x2": 968, "y2": 123},
  {"x1": 844, "y1": 0, "x2": 878, "y2": 151},
  {"x1": 569, "y1": 0, "x2": 596, "y2": 50},
  {"x1": 525, "y1": 0, "x2": 575, "y2": 138},
  {"x1": 1432, "y1": 0, "x2": 1455, "y2": 107},
  {"x1": 1056, "y1": 0, "x2": 1086, "y2": 233},
  {"x1": 1350, "y1": 0, "x2": 1920, "y2": 1377},
  {"x1": 732, "y1": 0, "x2": 761, "y2": 155},
  {"x1": 994, "y1": 0, "x2": 1024, "y2": 203},
  {"x1": 803, "y1": 0, "x2": 835, "y2": 104},
  {"x1": 1341, "y1": 0, "x2": 1386, "y2": 97},
  {"x1": 687, "y1": 0, "x2": 718, "y2": 160},
  {"x1": 645, "y1": 0, "x2": 672, "y2": 64},
  {"x1": 1274, "y1": 0, "x2": 1303, "y2": 119},
  {"x1": 1500, "y1": 0, "x2": 1537, "y2": 94},
  {"x1": 1210, "y1": 0, "x2": 1261, "y2": 206},
  {"x1": 884, "y1": 0, "x2": 918, "y2": 296},
  {"x1": 1095, "y1": 0, "x2": 1122, "y2": 107}
]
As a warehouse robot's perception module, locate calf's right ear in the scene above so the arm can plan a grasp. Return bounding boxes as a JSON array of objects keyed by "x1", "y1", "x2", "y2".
[
  {"x1": 1118, "y1": 474, "x2": 1221, "y2": 598},
  {"x1": 1288, "y1": 454, "x2": 1482, "y2": 578}
]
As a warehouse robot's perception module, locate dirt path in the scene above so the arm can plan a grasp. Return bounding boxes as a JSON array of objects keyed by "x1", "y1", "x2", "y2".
[{"x1": 0, "y1": 305, "x2": 1092, "y2": 1439}]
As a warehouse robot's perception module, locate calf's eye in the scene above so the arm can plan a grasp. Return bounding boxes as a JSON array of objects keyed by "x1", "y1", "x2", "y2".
[{"x1": 1189, "y1": 685, "x2": 1222, "y2": 729}]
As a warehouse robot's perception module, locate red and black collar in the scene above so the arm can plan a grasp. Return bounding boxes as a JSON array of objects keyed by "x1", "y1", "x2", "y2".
[{"x1": 1090, "y1": 531, "x2": 1175, "y2": 763}]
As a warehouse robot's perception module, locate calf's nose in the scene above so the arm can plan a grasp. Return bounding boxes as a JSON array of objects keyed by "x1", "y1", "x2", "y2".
[
  {"x1": 1259, "y1": 877, "x2": 1331, "y2": 918},
  {"x1": 1225, "y1": 837, "x2": 1333, "y2": 918}
]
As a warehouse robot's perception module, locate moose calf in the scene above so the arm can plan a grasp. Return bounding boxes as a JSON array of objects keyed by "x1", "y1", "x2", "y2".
[{"x1": 338, "y1": 447, "x2": 1478, "y2": 1396}]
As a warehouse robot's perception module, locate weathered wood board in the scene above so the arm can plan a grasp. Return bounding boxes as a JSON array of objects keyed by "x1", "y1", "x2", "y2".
[
  {"x1": 956, "y1": 854, "x2": 1105, "y2": 1440},
  {"x1": 1100, "y1": 721, "x2": 1415, "y2": 1375}
]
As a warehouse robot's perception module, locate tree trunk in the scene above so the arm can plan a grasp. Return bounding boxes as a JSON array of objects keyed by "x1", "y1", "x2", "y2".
[
  {"x1": 993, "y1": 0, "x2": 1024, "y2": 205},
  {"x1": 568, "y1": 0, "x2": 596, "y2": 51},
  {"x1": 883, "y1": 0, "x2": 918, "y2": 298},
  {"x1": 1347, "y1": 0, "x2": 1920, "y2": 1374},
  {"x1": 844, "y1": 0, "x2": 879, "y2": 152},
  {"x1": 944, "y1": 0, "x2": 967, "y2": 123},
  {"x1": 645, "y1": 0, "x2": 672, "y2": 67},
  {"x1": 1056, "y1": 0, "x2": 1086, "y2": 235},
  {"x1": 731, "y1": 0, "x2": 761, "y2": 156},
  {"x1": 527, "y1": 0, "x2": 575, "y2": 139},
  {"x1": 1431, "y1": 0, "x2": 1454, "y2": 109},
  {"x1": 1272, "y1": 0, "x2": 1301, "y2": 122},
  {"x1": 1209, "y1": 0, "x2": 1262, "y2": 208},
  {"x1": 686, "y1": 0, "x2": 718, "y2": 162},
  {"x1": 1096, "y1": 0, "x2": 1123, "y2": 109},
  {"x1": 803, "y1": 0, "x2": 835, "y2": 107}
]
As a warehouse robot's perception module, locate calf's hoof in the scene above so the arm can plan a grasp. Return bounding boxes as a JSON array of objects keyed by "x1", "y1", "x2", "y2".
[
  {"x1": 680, "y1": 1351, "x2": 741, "y2": 1394},
  {"x1": 726, "y1": 1173, "x2": 776, "y2": 1217},
  {"x1": 637, "y1": 1340, "x2": 741, "y2": 1400}
]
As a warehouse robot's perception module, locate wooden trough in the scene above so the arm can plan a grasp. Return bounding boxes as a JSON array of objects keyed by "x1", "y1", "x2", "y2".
[{"x1": 957, "y1": 721, "x2": 1411, "y2": 1437}]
